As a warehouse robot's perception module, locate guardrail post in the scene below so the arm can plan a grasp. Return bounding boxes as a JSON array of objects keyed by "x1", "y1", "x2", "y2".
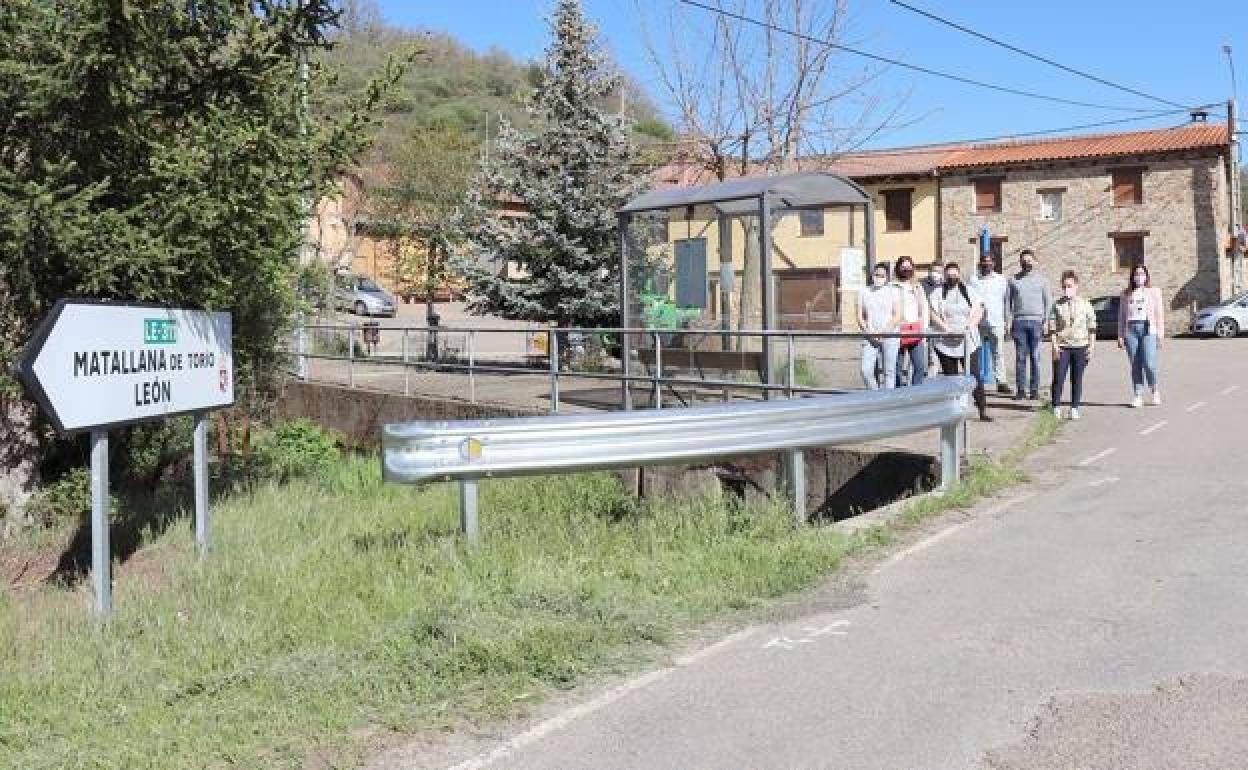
[
  {"x1": 940, "y1": 420, "x2": 963, "y2": 491},
  {"x1": 653, "y1": 330, "x2": 662, "y2": 410},
  {"x1": 402, "y1": 328, "x2": 410, "y2": 397},
  {"x1": 784, "y1": 449, "x2": 806, "y2": 524},
  {"x1": 348, "y1": 325, "x2": 355, "y2": 389},
  {"x1": 549, "y1": 328, "x2": 560, "y2": 414},
  {"x1": 469, "y1": 330, "x2": 477, "y2": 404},
  {"x1": 460, "y1": 479, "x2": 480, "y2": 544}
]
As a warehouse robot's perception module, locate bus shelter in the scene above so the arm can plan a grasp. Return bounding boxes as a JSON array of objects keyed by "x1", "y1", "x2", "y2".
[{"x1": 616, "y1": 171, "x2": 875, "y2": 400}]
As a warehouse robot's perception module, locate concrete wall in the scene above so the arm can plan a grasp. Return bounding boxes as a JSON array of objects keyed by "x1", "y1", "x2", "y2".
[
  {"x1": 277, "y1": 381, "x2": 544, "y2": 448},
  {"x1": 940, "y1": 153, "x2": 1230, "y2": 330}
]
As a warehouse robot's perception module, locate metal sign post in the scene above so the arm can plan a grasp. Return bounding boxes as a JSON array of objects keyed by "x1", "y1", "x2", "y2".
[
  {"x1": 89, "y1": 430, "x2": 111, "y2": 618},
  {"x1": 15, "y1": 300, "x2": 234, "y2": 619}
]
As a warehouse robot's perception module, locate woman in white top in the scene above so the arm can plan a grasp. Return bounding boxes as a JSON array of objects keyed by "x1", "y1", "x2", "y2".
[
  {"x1": 930, "y1": 262, "x2": 990, "y2": 421},
  {"x1": 892, "y1": 256, "x2": 931, "y2": 386},
  {"x1": 858, "y1": 263, "x2": 901, "y2": 390},
  {"x1": 1116, "y1": 262, "x2": 1165, "y2": 407}
]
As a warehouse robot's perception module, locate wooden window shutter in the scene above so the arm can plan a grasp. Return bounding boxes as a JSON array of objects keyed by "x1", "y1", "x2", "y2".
[
  {"x1": 1113, "y1": 170, "x2": 1143, "y2": 205},
  {"x1": 974, "y1": 179, "x2": 1001, "y2": 212},
  {"x1": 884, "y1": 190, "x2": 912, "y2": 232}
]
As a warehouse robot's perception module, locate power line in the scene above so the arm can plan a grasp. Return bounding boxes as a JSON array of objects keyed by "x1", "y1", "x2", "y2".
[
  {"x1": 887, "y1": 0, "x2": 1193, "y2": 111},
  {"x1": 674, "y1": 0, "x2": 1165, "y2": 114}
]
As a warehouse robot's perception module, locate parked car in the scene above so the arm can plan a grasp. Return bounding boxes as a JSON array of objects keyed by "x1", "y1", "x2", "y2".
[
  {"x1": 1090, "y1": 295, "x2": 1120, "y2": 340},
  {"x1": 1190, "y1": 292, "x2": 1248, "y2": 338},
  {"x1": 334, "y1": 274, "x2": 397, "y2": 317}
]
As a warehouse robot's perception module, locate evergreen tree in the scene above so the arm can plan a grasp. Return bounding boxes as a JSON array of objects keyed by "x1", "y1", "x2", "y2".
[
  {"x1": 0, "y1": 0, "x2": 396, "y2": 515},
  {"x1": 455, "y1": 0, "x2": 647, "y2": 329}
]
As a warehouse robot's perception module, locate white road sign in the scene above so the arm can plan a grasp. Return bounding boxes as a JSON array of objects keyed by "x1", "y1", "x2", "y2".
[{"x1": 16, "y1": 301, "x2": 234, "y2": 434}]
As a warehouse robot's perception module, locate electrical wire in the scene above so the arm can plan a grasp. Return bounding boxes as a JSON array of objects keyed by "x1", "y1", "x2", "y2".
[
  {"x1": 887, "y1": 0, "x2": 1194, "y2": 110},
  {"x1": 674, "y1": 0, "x2": 1166, "y2": 113}
]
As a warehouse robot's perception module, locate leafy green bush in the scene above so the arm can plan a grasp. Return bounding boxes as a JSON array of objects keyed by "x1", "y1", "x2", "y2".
[
  {"x1": 22, "y1": 468, "x2": 106, "y2": 527},
  {"x1": 251, "y1": 419, "x2": 341, "y2": 483}
]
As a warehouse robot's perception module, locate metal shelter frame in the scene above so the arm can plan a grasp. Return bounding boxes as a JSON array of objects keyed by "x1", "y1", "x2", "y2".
[{"x1": 616, "y1": 171, "x2": 877, "y2": 409}]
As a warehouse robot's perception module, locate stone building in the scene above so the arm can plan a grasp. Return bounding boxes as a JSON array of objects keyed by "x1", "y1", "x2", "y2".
[{"x1": 936, "y1": 123, "x2": 1234, "y2": 331}]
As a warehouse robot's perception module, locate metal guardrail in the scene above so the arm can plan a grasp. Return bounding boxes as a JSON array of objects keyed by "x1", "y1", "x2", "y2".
[{"x1": 383, "y1": 377, "x2": 975, "y2": 541}]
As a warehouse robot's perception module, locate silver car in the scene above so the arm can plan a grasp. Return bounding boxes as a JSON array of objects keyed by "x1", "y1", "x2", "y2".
[
  {"x1": 334, "y1": 274, "x2": 397, "y2": 318},
  {"x1": 1190, "y1": 291, "x2": 1248, "y2": 338}
]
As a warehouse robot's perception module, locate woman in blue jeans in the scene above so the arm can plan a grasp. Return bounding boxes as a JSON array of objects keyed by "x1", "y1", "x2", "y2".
[
  {"x1": 1116, "y1": 263, "x2": 1165, "y2": 407},
  {"x1": 892, "y1": 256, "x2": 930, "y2": 386}
]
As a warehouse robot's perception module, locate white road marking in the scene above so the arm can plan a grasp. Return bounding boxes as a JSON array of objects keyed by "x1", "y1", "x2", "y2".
[
  {"x1": 803, "y1": 620, "x2": 851, "y2": 637},
  {"x1": 1087, "y1": 476, "x2": 1121, "y2": 488},
  {"x1": 1078, "y1": 448, "x2": 1117, "y2": 467},
  {"x1": 1221, "y1": 385, "x2": 1241, "y2": 396},
  {"x1": 1139, "y1": 421, "x2": 1168, "y2": 436},
  {"x1": 1185, "y1": 401, "x2": 1207, "y2": 413},
  {"x1": 447, "y1": 628, "x2": 756, "y2": 770},
  {"x1": 762, "y1": 635, "x2": 816, "y2": 651}
]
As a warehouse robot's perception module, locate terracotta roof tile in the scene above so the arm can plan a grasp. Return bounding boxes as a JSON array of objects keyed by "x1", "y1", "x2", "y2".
[{"x1": 937, "y1": 123, "x2": 1229, "y2": 170}]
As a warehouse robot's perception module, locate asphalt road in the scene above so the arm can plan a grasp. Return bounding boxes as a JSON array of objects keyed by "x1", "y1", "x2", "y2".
[{"x1": 414, "y1": 338, "x2": 1248, "y2": 770}]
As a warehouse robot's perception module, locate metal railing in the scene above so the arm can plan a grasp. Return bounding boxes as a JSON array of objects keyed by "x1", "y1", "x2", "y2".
[
  {"x1": 290, "y1": 323, "x2": 971, "y2": 412},
  {"x1": 382, "y1": 377, "x2": 975, "y2": 542}
]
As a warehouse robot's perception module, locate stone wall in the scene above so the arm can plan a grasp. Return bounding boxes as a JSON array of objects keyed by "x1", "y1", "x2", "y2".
[{"x1": 940, "y1": 153, "x2": 1230, "y2": 331}]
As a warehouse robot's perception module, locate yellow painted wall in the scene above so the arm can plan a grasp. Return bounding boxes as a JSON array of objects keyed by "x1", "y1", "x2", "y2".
[{"x1": 863, "y1": 178, "x2": 941, "y2": 268}]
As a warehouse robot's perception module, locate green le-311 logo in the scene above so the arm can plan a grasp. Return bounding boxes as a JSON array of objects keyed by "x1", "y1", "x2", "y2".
[{"x1": 143, "y1": 319, "x2": 178, "y2": 345}]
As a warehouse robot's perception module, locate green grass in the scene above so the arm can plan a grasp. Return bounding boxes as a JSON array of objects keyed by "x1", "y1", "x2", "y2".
[
  {"x1": 0, "y1": 412, "x2": 1060, "y2": 769},
  {"x1": 0, "y1": 464, "x2": 863, "y2": 770}
]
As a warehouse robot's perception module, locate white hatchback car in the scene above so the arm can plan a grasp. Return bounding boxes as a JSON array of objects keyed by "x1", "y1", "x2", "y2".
[{"x1": 1190, "y1": 292, "x2": 1248, "y2": 338}]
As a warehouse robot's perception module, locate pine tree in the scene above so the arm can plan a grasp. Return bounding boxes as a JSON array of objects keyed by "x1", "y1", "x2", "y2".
[
  {"x1": 455, "y1": 0, "x2": 646, "y2": 329},
  {"x1": 0, "y1": 0, "x2": 396, "y2": 518}
]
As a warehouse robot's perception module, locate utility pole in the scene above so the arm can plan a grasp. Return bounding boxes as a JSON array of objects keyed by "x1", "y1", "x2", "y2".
[{"x1": 1225, "y1": 46, "x2": 1243, "y2": 294}]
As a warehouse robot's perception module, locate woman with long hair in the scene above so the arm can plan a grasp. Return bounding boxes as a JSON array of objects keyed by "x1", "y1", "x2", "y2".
[
  {"x1": 1116, "y1": 262, "x2": 1165, "y2": 407},
  {"x1": 892, "y1": 256, "x2": 930, "y2": 386},
  {"x1": 930, "y1": 262, "x2": 990, "y2": 421},
  {"x1": 1048, "y1": 270, "x2": 1097, "y2": 420},
  {"x1": 858, "y1": 262, "x2": 901, "y2": 389}
]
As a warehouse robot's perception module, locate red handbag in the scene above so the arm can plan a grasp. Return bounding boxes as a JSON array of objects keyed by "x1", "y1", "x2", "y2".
[{"x1": 900, "y1": 321, "x2": 923, "y2": 348}]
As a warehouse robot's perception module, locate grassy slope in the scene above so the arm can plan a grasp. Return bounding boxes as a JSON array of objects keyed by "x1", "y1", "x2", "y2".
[
  {"x1": 0, "y1": 463, "x2": 860, "y2": 769},
  {"x1": 0, "y1": 413, "x2": 1057, "y2": 769}
]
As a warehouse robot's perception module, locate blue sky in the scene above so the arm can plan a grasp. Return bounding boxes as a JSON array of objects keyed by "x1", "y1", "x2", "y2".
[{"x1": 382, "y1": 0, "x2": 1245, "y2": 150}]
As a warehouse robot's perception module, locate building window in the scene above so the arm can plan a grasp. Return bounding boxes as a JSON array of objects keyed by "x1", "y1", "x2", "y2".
[
  {"x1": 1038, "y1": 190, "x2": 1063, "y2": 222},
  {"x1": 1112, "y1": 234, "x2": 1145, "y2": 271},
  {"x1": 974, "y1": 178, "x2": 1002, "y2": 213},
  {"x1": 798, "y1": 209, "x2": 825, "y2": 237},
  {"x1": 883, "y1": 189, "x2": 913, "y2": 232},
  {"x1": 1112, "y1": 168, "x2": 1144, "y2": 206}
]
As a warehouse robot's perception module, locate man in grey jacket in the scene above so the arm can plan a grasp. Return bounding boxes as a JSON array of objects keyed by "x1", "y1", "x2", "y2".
[{"x1": 1007, "y1": 249, "x2": 1051, "y2": 401}]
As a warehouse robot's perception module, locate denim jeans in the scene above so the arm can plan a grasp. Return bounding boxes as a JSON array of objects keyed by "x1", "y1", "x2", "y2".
[
  {"x1": 895, "y1": 340, "x2": 928, "y2": 386},
  {"x1": 979, "y1": 324, "x2": 1007, "y2": 385},
  {"x1": 1123, "y1": 320, "x2": 1159, "y2": 394},
  {"x1": 1011, "y1": 319, "x2": 1044, "y2": 395},
  {"x1": 861, "y1": 338, "x2": 900, "y2": 390},
  {"x1": 1052, "y1": 346, "x2": 1089, "y2": 409}
]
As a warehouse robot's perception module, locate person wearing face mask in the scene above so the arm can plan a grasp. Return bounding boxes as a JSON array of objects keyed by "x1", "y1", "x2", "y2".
[
  {"x1": 930, "y1": 262, "x2": 990, "y2": 421},
  {"x1": 892, "y1": 256, "x2": 930, "y2": 386},
  {"x1": 921, "y1": 263, "x2": 944, "y2": 296},
  {"x1": 969, "y1": 252, "x2": 1011, "y2": 395},
  {"x1": 858, "y1": 263, "x2": 901, "y2": 389},
  {"x1": 1007, "y1": 249, "x2": 1052, "y2": 402},
  {"x1": 1116, "y1": 262, "x2": 1165, "y2": 407},
  {"x1": 1047, "y1": 270, "x2": 1097, "y2": 420}
]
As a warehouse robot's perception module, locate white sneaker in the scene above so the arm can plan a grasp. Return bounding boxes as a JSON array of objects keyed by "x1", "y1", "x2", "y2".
[
  {"x1": 1131, "y1": 395, "x2": 1143, "y2": 408},
  {"x1": 1070, "y1": 408, "x2": 1081, "y2": 420},
  {"x1": 1151, "y1": 389, "x2": 1162, "y2": 406}
]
